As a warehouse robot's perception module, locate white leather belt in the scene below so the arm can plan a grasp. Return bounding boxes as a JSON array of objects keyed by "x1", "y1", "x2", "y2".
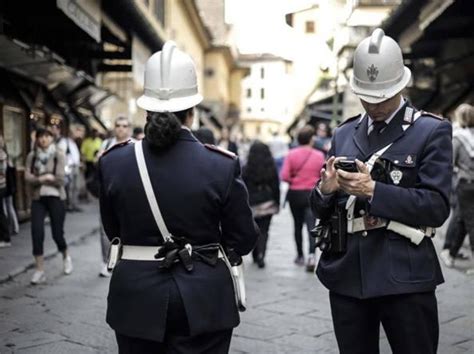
[
  {"x1": 351, "y1": 217, "x2": 387, "y2": 233},
  {"x1": 122, "y1": 245, "x2": 164, "y2": 261},
  {"x1": 349, "y1": 218, "x2": 435, "y2": 245},
  {"x1": 121, "y1": 245, "x2": 225, "y2": 261}
]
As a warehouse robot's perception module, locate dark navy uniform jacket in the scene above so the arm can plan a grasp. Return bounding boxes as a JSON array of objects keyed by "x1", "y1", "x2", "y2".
[
  {"x1": 310, "y1": 102, "x2": 452, "y2": 299},
  {"x1": 99, "y1": 129, "x2": 258, "y2": 341}
]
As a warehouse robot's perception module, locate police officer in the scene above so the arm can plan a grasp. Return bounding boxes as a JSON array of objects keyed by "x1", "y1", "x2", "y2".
[
  {"x1": 99, "y1": 41, "x2": 258, "y2": 353},
  {"x1": 310, "y1": 29, "x2": 452, "y2": 354}
]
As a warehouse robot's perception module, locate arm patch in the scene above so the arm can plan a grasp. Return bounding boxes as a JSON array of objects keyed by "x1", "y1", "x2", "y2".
[
  {"x1": 338, "y1": 114, "x2": 362, "y2": 127},
  {"x1": 101, "y1": 139, "x2": 132, "y2": 157},
  {"x1": 419, "y1": 111, "x2": 444, "y2": 120},
  {"x1": 204, "y1": 144, "x2": 236, "y2": 159}
]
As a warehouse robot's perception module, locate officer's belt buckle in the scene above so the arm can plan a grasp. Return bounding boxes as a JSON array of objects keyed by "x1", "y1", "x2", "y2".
[{"x1": 352, "y1": 216, "x2": 387, "y2": 233}]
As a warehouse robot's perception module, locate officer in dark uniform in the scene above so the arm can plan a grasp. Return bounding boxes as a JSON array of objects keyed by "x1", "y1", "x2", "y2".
[
  {"x1": 99, "y1": 41, "x2": 258, "y2": 353},
  {"x1": 310, "y1": 29, "x2": 452, "y2": 354}
]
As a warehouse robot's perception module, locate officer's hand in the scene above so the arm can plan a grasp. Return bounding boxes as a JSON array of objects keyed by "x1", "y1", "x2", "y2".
[
  {"x1": 336, "y1": 159, "x2": 375, "y2": 198},
  {"x1": 319, "y1": 156, "x2": 344, "y2": 194}
]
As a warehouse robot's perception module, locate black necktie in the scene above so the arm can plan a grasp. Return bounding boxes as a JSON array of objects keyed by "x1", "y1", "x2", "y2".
[{"x1": 368, "y1": 121, "x2": 387, "y2": 148}]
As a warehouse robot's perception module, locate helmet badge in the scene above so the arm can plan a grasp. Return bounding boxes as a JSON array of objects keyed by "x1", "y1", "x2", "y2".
[{"x1": 367, "y1": 64, "x2": 379, "y2": 82}]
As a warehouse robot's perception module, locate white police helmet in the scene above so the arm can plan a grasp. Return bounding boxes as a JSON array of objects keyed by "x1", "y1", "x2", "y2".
[
  {"x1": 350, "y1": 28, "x2": 411, "y2": 104},
  {"x1": 137, "y1": 41, "x2": 203, "y2": 112}
]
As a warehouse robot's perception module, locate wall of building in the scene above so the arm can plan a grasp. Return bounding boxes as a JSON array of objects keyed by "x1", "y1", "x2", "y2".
[
  {"x1": 204, "y1": 51, "x2": 230, "y2": 104},
  {"x1": 240, "y1": 59, "x2": 293, "y2": 140},
  {"x1": 165, "y1": 0, "x2": 206, "y2": 98}
]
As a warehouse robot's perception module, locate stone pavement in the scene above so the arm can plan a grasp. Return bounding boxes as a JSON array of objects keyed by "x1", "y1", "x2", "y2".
[
  {"x1": 0, "y1": 203, "x2": 472, "y2": 353},
  {"x1": 0, "y1": 202, "x2": 100, "y2": 284}
]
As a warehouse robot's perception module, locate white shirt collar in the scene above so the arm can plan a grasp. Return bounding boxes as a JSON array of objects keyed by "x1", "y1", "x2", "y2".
[
  {"x1": 181, "y1": 125, "x2": 191, "y2": 132},
  {"x1": 367, "y1": 97, "x2": 405, "y2": 129}
]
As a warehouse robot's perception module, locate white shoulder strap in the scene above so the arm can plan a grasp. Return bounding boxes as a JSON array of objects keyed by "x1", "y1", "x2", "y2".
[
  {"x1": 345, "y1": 142, "x2": 394, "y2": 228},
  {"x1": 134, "y1": 140, "x2": 173, "y2": 243}
]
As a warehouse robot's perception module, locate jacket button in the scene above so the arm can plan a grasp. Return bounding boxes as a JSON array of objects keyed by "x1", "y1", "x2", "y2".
[
  {"x1": 359, "y1": 210, "x2": 366, "y2": 216},
  {"x1": 394, "y1": 160, "x2": 399, "y2": 164},
  {"x1": 362, "y1": 231, "x2": 368, "y2": 237}
]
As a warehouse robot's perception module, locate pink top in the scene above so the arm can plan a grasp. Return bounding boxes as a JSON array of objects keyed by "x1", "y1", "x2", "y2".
[{"x1": 281, "y1": 146, "x2": 325, "y2": 190}]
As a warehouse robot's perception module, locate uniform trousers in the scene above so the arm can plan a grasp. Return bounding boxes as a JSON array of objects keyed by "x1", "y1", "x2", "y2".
[
  {"x1": 116, "y1": 329, "x2": 233, "y2": 354},
  {"x1": 115, "y1": 278, "x2": 233, "y2": 354},
  {"x1": 329, "y1": 291, "x2": 438, "y2": 354}
]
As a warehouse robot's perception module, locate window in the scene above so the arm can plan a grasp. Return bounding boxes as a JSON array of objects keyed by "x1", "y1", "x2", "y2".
[
  {"x1": 246, "y1": 107, "x2": 252, "y2": 113},
  {"x1": 246, "y1": 88, "x2": 252, "y2": 98},
  {"x1": 305, "y1": 21, "x2": 315, "y2": 33},
  {"x1": 260, "y1": 67, "x2": 265, "y2": 79},
  {"x1": 260, "y1": 88, "x2": 265, "y2": 99},
  {"x1": 260, "y1": 107, "x2": 265, "y2": 112},
  {"x1": 205, "y1": 68, "x2": 215, "y2": 77}
]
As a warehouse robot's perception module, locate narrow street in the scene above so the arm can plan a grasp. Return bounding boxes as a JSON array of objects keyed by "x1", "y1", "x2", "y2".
[{"x1": 0, "y1": 202, "x2": 472, "y2": 353}]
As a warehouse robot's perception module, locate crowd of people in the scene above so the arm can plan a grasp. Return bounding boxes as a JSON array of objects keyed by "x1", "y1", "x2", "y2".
[{"x1": 0, "y1": 102, "x2": 472, "y2": 282}]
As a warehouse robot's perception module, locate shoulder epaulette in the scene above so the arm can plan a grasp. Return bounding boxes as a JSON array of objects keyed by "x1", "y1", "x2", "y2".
[
  {"x1": 204, "y1": 144, "x2": 236, "y2": 159},
  {"x1": 418, "y1": 110, "x2": 444, "y2": 120},
  {"x1": 101, "y1": 139, "x2": 132, "y2": 157},
  {"x1": 338, "y1": 114, "x2": 362, "y2": 127}
]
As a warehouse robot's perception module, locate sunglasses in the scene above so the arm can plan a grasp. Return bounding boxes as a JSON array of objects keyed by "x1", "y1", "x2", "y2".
[{"x1": 115, "y1": 124, "x2": 129, "y2": 128}]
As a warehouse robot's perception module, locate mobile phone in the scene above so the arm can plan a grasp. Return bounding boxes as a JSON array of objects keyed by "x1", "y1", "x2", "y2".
[{"x1": 334, "y1": 160, "x2": 358, "y2": 173}]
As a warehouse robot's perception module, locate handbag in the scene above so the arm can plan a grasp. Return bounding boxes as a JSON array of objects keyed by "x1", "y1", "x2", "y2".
[{"x1": 251, "y1": 200, "x2": 279, "y2": 218}]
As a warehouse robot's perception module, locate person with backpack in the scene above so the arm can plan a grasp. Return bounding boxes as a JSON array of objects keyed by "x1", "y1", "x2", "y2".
[{"x1": 25, "y1": 128, "x2": 73, "y2": 284}]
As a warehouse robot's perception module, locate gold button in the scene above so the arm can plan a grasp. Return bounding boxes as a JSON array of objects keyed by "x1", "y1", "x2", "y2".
[
  {"x1": 362, "y1": 231, "x2": 368, "y2": 237},
  {"x1": 359, "y1": 210, "x2": 366, "y2": 216}
]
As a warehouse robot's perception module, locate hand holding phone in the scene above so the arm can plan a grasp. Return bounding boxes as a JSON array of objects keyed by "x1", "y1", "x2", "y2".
[{"x1": 334, "y1": 160, "x2": 359, "y2": 173}]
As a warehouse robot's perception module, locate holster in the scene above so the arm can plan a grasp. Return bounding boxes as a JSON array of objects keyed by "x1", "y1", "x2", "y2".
[{"x1": 312, "y1": 203, "x2": 347, "y2": 254}]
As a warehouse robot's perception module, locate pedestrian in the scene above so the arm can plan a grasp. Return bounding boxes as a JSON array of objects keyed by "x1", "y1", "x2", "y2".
[
  {"x1": 268, "y1": 131, "x2": 288, "y2": 175},
  {"x1": 439, "y1": 103, "x2": 474, "y2": 271},
  {"x1": 193, "y1": 127, "x2": 216, "y2": 145},
  {"x1": 48, "y1": 123, "x2": 82, "y2": 212},
  {"x1": 218, "y1": 127, "x2": 238, "y2": 155},
  {"x1": 313, "y1": 122, "x2": 331, "y2": 156},
  {"x1": 80, "y1": 129, "x2": 102, "y2": 197},
  {"x1": 25, "y1": 127, "x2": 73, "y2": 284},
  {"x1": 0, "y1": 133, "x2": 11, "y2": 248},
  {"x1": 311, "y1": 28, "x2": 452, "y2": 354},
  {"x1": 281, "y1": 125, "x2": 325, "y2": 271},
  {"x1": 132, "y1": 126, "x2": 145, "y2": 140},
  {"x1": 242, "y1": 141, "x2": 280, "y2": 268},
  {"x1": 99, "y1": 41, "x2": 258, "y2": 352}
]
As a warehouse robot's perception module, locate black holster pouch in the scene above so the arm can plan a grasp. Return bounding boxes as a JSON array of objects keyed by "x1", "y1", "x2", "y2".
[{"x1": 311, "y1": 201, "x2": 347, "y2": 254}]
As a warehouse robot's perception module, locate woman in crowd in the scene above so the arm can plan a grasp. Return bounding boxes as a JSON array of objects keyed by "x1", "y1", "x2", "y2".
[
  {"x1": 25, "y1": 127, "x2": 73, "y2": 284},
  {"x1": 281, "y1": 125, "x2": 325, "y2": 272},
  {"x1": 243, "y1": 141, "x2": 280, "y2": 268}
]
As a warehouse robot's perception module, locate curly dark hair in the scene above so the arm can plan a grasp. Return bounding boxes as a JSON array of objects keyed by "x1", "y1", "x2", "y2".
[
  {"x1": 242, "y1": 141, "x2": 278, "y2": 186},
  {"x1": 144, "y1": 108, "x2": 192, "y2": 150}
]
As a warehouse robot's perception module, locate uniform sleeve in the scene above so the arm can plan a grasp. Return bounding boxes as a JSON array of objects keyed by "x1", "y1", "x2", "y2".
[
  {"x1": 310, "y1": 132, "x2": 337, "y2": 220},
  {"x1": 370, "y1": 120, "x2": 452, "y2": 227},
  {"x1": 221, "y1": 159, "x2": 258, "y2": 256},
  {"x1": 98, "y1": 159, "x2": 120, "y2": 240}
]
